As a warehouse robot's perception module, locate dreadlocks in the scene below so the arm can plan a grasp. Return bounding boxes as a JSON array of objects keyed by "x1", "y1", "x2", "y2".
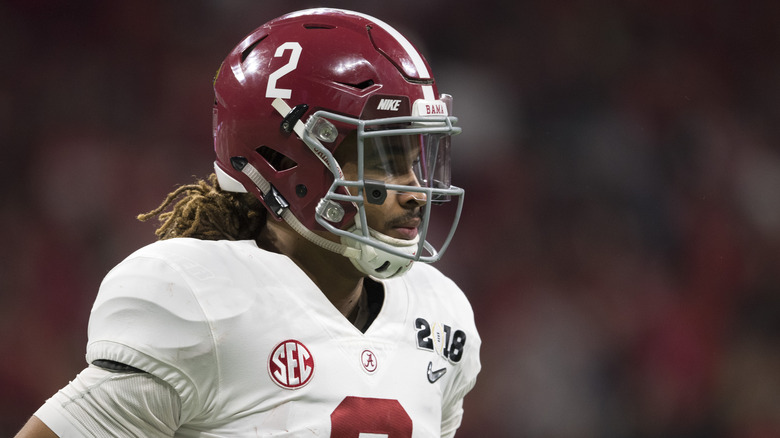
[{"x1": 138, "y1": 173, "x2": 266, "y2": 241}]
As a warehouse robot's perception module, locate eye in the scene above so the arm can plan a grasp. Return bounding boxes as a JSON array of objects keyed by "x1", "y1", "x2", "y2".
[{"x1": 367, "y1": 160, "x2": 391, "y2": 173}]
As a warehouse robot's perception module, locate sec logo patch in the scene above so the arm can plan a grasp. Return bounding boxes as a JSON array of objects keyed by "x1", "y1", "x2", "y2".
[{"x1": 268, "y1": 339, "x2": 314, "y2": 389}]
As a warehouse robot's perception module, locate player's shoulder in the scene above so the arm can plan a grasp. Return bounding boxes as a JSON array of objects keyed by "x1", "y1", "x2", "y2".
[
  {"x1": 400, "y1": 262, "x2": 465, "y2": 301},
  {"x1": 402, "y1": 260, "x2": 453, "y2": 281},
  {"x1": 97, "y1": 238, "x2": 296, "y2": 316},
  {"x1": 393, "y1": 262, "x2": 476, "y2": 324},
  {"x1": 127, "y1": 237, "x2": 257, "y2": 263},
  {"x1": 117, "y1": 238, "x2": 285, "y2": 280},
  {"x1": 94, "y1": 238, "x2": 258, "y2": 317}
]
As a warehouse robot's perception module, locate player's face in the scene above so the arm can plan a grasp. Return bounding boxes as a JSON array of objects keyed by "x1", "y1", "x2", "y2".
[{"x1": 336, "y1": 134, "x2": 428, "y2": 240}]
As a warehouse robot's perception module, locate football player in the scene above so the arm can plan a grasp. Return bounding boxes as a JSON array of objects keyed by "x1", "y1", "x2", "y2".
[{"x1": 17, "y1": 8, "x2": 480, "y2": 437}]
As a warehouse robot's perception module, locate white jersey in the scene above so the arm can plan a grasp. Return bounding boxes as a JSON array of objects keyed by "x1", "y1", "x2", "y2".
[{"x1": 56, "y1": 238, "x2": 480, "y2": 437}]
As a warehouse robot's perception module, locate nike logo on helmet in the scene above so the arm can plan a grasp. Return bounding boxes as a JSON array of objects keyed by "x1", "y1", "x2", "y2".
[
  {"x1": 427, "y1": 361, "x2": 447, "y2": 383},
  {"x1": 377, "y1": 98, "x2": 402, "y2": 111}
]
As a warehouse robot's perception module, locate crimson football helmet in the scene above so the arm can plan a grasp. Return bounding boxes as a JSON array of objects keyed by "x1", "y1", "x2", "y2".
[{"x1": 213, "y1": 8, "x2": 464, "y2": 278}]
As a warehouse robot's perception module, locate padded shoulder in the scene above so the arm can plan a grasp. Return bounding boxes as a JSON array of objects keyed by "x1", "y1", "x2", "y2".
[
  {"x1": 86, "y1": 238, "x2": 265, "y2": 422},
  {"x1": 398, "y1": 262, "x2": 475, "y2": 318}
]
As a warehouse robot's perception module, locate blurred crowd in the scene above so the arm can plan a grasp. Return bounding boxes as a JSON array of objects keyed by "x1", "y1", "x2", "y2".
[{"x1": 2, "y1": 1, "x2": 779, "y2": 436}]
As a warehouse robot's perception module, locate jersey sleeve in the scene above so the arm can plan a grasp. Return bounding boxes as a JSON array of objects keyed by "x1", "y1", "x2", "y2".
[
  {"x1": 85, "y1": 253, "x2": 219, "y2": 423},
  {"x1": 34, "y1": 365, "x2": 180, "y2": 436},
  {"x1": 440, "y1": 299, "x2": 481, "y2": 437}
]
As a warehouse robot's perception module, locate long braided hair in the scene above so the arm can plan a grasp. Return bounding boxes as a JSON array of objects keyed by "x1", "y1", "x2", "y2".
[{"x1": 137, "y1": 173, "x2": 266, "y2": 241}]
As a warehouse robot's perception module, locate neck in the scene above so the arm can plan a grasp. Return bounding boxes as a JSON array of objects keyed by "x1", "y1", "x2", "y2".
[{"x1": 258, "y1": 219, "x2": 365, "y2": 319}]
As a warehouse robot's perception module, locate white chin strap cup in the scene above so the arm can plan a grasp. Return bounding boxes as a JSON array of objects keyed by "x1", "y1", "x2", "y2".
[{"x1": 341, "y1": 225, "x2": 419, "y2": 279}]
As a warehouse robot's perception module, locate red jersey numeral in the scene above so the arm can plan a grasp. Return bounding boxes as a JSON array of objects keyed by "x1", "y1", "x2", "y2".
[{"x1": 330, "y1": 396, "x2": 412, "y2": 437}]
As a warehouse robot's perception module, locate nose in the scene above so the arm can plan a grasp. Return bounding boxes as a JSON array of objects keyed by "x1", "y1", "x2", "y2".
[{"x1": 398, "y1": 190, "x2": 427, "y2": 208}]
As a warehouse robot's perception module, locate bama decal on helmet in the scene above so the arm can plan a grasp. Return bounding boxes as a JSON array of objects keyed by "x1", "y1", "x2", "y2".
[
  {"x1": 268, "y1": 339, "x2": 314, "y2": 389},
  {"x1": 412, "y1": 99, "x2": 448, "y2": 117}
]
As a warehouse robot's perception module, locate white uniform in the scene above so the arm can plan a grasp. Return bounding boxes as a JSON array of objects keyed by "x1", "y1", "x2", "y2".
[{"x1": 37, "y1": 238, "x2": 480, "y2": 437}]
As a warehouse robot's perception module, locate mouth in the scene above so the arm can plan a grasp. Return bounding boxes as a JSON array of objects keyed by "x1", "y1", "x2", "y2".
[{"x1": 389, "y1": 218, "x2": 421, "y2": 240}]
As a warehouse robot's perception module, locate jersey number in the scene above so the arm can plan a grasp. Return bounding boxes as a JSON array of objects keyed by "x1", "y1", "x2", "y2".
[
  {"x1": 265, "y1": 42, "x2": 302, "y2": 99},
  {"x1": 331, "y1": 396, "x2": 412, "y2": 437}
]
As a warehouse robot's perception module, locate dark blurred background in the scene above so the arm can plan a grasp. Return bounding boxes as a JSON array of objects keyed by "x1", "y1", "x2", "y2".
[{"x1": 2, "y1": 0, "x2": 779, "y2": 436}]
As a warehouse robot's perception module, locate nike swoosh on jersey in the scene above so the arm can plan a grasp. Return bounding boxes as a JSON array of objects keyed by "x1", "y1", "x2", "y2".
[{"x1": 427, "y1": 361, "x2": 447, "y2": 383}]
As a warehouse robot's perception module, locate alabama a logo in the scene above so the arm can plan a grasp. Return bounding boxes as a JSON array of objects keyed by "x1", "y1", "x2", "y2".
[
  {"x1": 361, "y1": 349, "x2": 378, "y2": 374},
  {"x1": 268, "y1": 339, "x2": 314, "y2": 389}
]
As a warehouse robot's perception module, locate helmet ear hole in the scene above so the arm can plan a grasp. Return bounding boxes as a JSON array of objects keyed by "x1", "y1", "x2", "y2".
[{"x1": 256, "y1": 146, "x2": 297, "y2": 171}]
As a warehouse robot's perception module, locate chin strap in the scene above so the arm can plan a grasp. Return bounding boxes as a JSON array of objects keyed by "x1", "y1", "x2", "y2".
[
  {"x1": 281, "y1": 209, "x2": 361, "y2": 259},
  {"x1": 290, "y1": 207, "x2": 416, "y2": 279},
  {"x1": 218, "y1": 160, "x2": 361, "y2": 260},
  {"x1": 217, "y1": 161, "x2": 414, "y2": 279}
]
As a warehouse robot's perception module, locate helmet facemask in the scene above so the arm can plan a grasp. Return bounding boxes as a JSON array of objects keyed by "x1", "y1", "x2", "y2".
[{"x1": 303, "y1": 99, "x2": 464, "y2": 278}]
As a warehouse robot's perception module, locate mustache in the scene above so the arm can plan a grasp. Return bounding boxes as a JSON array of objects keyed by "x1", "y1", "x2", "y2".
[{"x1": 385, "y1": 210, "x2": 423, "y2": 228}]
